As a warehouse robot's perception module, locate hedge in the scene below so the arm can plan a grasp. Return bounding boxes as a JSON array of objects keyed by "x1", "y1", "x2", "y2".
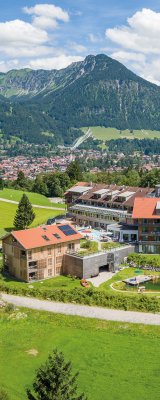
[{"x1": 0, "y1": 281, "x2": 159, "y2": 313}]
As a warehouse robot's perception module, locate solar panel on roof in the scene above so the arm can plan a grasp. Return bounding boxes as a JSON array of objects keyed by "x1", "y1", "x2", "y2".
[{"x1": 58, "y1": 225, "x2": 77, "y2": 236}]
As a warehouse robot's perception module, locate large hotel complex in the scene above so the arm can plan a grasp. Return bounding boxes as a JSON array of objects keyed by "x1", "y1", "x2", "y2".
[
  {"x1": 2, "y1": 182, "x2": 160, "y2": 282},
  {"x1": 65, "y1": 182, "x2": 160, "y2": 254}
]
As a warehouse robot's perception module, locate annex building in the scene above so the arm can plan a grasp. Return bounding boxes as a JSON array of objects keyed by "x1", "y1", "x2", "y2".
[{"x1": 2, "y1": 224, "x2": 81, "y2": 282}]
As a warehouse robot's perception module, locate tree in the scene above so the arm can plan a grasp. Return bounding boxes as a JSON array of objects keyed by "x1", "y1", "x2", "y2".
[
  {"x1": 0, "y1": 389, "x2": 9, "y2": 400},
  {"x1": 14, "y1": 170, "x2": 32, "y2": 191},
  {"x1": 26, "y1": 349, "x2": 87, "y2": 400},
  {"x1": 0, "y1": 177, "x2": 4, "y2": 190},
  {"x1": 32, "y1": 176, "x2": 48, "y2": 196},
  {"x1": 66, "y1": 160, "x2": 83, "y2": 181},
  {"x1": 14, "y1": 194, "x2": 35, "y2": 230}
]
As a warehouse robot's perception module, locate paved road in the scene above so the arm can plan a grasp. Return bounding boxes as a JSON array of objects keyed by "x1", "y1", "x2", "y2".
[
  {"x1": 0, "y1": 197, "x2": 65, "y2": 211},
  {"x1": 1, "y1": 293, "x2": 160, "y2": 326}
]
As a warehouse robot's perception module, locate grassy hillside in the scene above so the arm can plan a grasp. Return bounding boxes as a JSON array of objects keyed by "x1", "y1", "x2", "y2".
[
  {"x1": 0, "y1": 189, "x2": 65, "y2": 208},
  {"x1": 0, "y1": 201, "x2": 63, "y2": 238},
  {"x1": 0, "y1": 309, "x2": 160, "y2": 400},
  {"x1": 82, "y1": 126, "x2": 160, "y2": 141}
]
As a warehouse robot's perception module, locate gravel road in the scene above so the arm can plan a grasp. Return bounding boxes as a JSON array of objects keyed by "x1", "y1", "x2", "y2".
[{"x1": 1, "y1": 293, "x2": 160, "y2": 326}]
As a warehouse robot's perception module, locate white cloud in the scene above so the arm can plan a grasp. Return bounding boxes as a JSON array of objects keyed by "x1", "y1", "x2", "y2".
[
  {"x1": 23, "y1": 4, "x2": 69, "y2": 30},
  {"x1": 0, "y1": 19, "x2": 48, "y2": 46},
  {"x1": 69, "y1": 42, "x2": 87, "y2": 53},
  {"x1": 89, "y1": 33, "x2": 101, "y2": 43},
  {"x1": 0, "y1": 59, "x2": 20, "y2": 73},
  {"x1": 0, "y1": 45, "x2": 53, "y2": 58},
  {"x1": 106, "y1": 8, "x2": 160, "y2": 54},
  {"x1": 111, "y1": 50, "x2": 146, "y2": 64},
  {"x1": 106, "y1": 8, "x2": 160, "y2": 84},
  {"x1": 0, "y1": 4, "x2": 71, "y2": 64},
  {"x1": 26, "y1": 55, "x2": 83, "y2": 70}
]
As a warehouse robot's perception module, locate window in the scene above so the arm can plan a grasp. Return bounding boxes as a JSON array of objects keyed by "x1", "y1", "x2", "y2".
[
  {"x1": 48, "y1": 247, "x2": 52, "y2": 256},
  {"x1": 57, "y1": 244, "x2": 61, "y2": 253},
  {"x1": 48, "y1": 258, "x2": 52, "y2": 266},
  {"x1": 28, "y1": 250, "x2": 32, "y2": 260},
  {"x1": 48, "y1": 268, "x2": 52, "y2": 277},
  {"x1": 56, "y1": 256, "x2": 63, "y2": 264},
  {"x1": 67, "y1": 243, "x2": 75, "y2": 251},
  {"x1": 21, "y1": 250, "x2": 26, "y2": 257}
]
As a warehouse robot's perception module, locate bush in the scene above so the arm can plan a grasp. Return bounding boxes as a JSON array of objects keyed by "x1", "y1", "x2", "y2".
[
  {"x1": 128, "y1": 253, "x2": 160, "y2": 268},
  {"x1": 5, "y1": 302, "x2": 15, "y2": 313}
]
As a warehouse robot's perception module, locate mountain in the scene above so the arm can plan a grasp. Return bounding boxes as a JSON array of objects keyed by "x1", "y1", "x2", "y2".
[{"x1": 1, "y1": 54, "x2": 160, "y2": 145}]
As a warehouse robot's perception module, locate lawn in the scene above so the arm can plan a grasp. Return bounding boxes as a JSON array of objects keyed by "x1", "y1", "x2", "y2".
[
  {"x1": 0, "y1": 188, "x2": 65, "y2": 208},
  {"x1": 0, "y1": 201, "x2": 64, "y2": 238},
  {"x1": 0, "y1": 271, "x2": 81, "y2": 291},
  {"x1": 0, "y1": 308, "x2": 160, "y2": 400},
  {"x1": 82, "y1": 126, "x2": 160, "y2": 141}
]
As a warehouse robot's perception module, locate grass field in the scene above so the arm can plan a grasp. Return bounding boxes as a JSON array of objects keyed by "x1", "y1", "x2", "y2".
[
  {"x1": 0, "y1": 271, "x2": 81, "y2": 291},
  {"x1": 82, "y1": 126, "x2": 160, "y2": 141},
  {"x1": 0, "y1": 308, "x2": 160, "y2": 400},
  {"x1": 0, "y1": 189, "x2": 65, "y2": 208},
  {"x1": 0, "y1": 201, "x2": 64, "y2": 238}
]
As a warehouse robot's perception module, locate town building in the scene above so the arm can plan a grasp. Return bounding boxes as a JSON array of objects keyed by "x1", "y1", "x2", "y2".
[
  {"x1": 2, "y1": 224, "x2": 82, "y2": 282},
  {"x1": 132, "y1": 196, "x2": 160, "y2": 254}
]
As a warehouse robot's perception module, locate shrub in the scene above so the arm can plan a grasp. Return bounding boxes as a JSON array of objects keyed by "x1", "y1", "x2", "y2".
[{"x1": 128, "y1": 253, "x2": 160, "y2": 268}]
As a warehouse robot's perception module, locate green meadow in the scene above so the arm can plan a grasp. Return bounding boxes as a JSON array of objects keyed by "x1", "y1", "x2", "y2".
[
  {"x1": 0, "y1": 189, "x2": 65, "y2": 208},
  {"x1": 82, "y1": 126, "x2": 160, "y2": 141},
  {"x1": 0, "y1": 201, "x2": 64, "y2": 239},
  {"x1": 0, "y1": 309, "x2": 160, "y2": 400}
]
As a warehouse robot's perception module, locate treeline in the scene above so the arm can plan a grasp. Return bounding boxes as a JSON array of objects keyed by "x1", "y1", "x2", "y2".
[
  {"x1": 1, "y1": 162, "x2": 160, "y2": 197},
  {"x1": 107, "y1": 138, "x2": 160, "y2": 155},
  {"x1": 2, "y1": 160, "x2": 83, "y2": 197},
  {"x1": 84, "y1": 168, "x2": 160, "y2": 188}
]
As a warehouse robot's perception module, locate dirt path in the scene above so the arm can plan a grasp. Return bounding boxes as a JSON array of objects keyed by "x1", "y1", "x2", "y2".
[{"x1": 1, "y1": 293, "x2": 160, "y2": 326}]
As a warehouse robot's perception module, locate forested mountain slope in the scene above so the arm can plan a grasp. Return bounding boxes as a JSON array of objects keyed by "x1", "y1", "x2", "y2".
[{"x1": 1, "y1": 54, "x2": 160, "y2": 145}]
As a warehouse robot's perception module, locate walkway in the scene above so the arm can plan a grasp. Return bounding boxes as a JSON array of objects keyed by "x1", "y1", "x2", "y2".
[
  {"x1": 87, "y1": 271, "x2": 115, "y2": 287},
  {"x1": 1, "y1": 294, "x2": 160, "y2": 326},
  {"x1": 0, "y1": 197, "x2": 65, "y2": 211}
]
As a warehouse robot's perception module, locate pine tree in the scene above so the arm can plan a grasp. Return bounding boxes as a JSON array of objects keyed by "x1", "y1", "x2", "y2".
[
  {"x1": 14, "y1": 194, "x2": 35, "y2": 230},
  {"x1": 26, "y1": 349, "x2": 87, "y2": 400}
]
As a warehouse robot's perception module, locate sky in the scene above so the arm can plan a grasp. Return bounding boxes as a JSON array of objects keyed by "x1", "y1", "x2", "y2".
[{"x1": 1, "y1": 0, "x2": 160, "y2": 84}]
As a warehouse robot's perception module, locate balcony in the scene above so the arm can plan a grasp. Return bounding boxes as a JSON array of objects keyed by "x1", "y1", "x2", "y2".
[{"x1": 28, "y1": 261, "x2": 37, "y2": 271}]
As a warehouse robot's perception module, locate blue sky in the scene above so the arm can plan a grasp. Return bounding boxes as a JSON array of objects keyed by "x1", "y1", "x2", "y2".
[{"x1": 1, "y1": 1, "x2": 160, "y2": 83}]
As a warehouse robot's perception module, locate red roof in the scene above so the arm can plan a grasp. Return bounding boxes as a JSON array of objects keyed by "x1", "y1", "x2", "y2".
[
  {"x1": 11, "y1": 224, "x2": 82, "y2": 250},
  {"x1": 132, "y1": 198, "x2": 160, "y2": 219}
]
